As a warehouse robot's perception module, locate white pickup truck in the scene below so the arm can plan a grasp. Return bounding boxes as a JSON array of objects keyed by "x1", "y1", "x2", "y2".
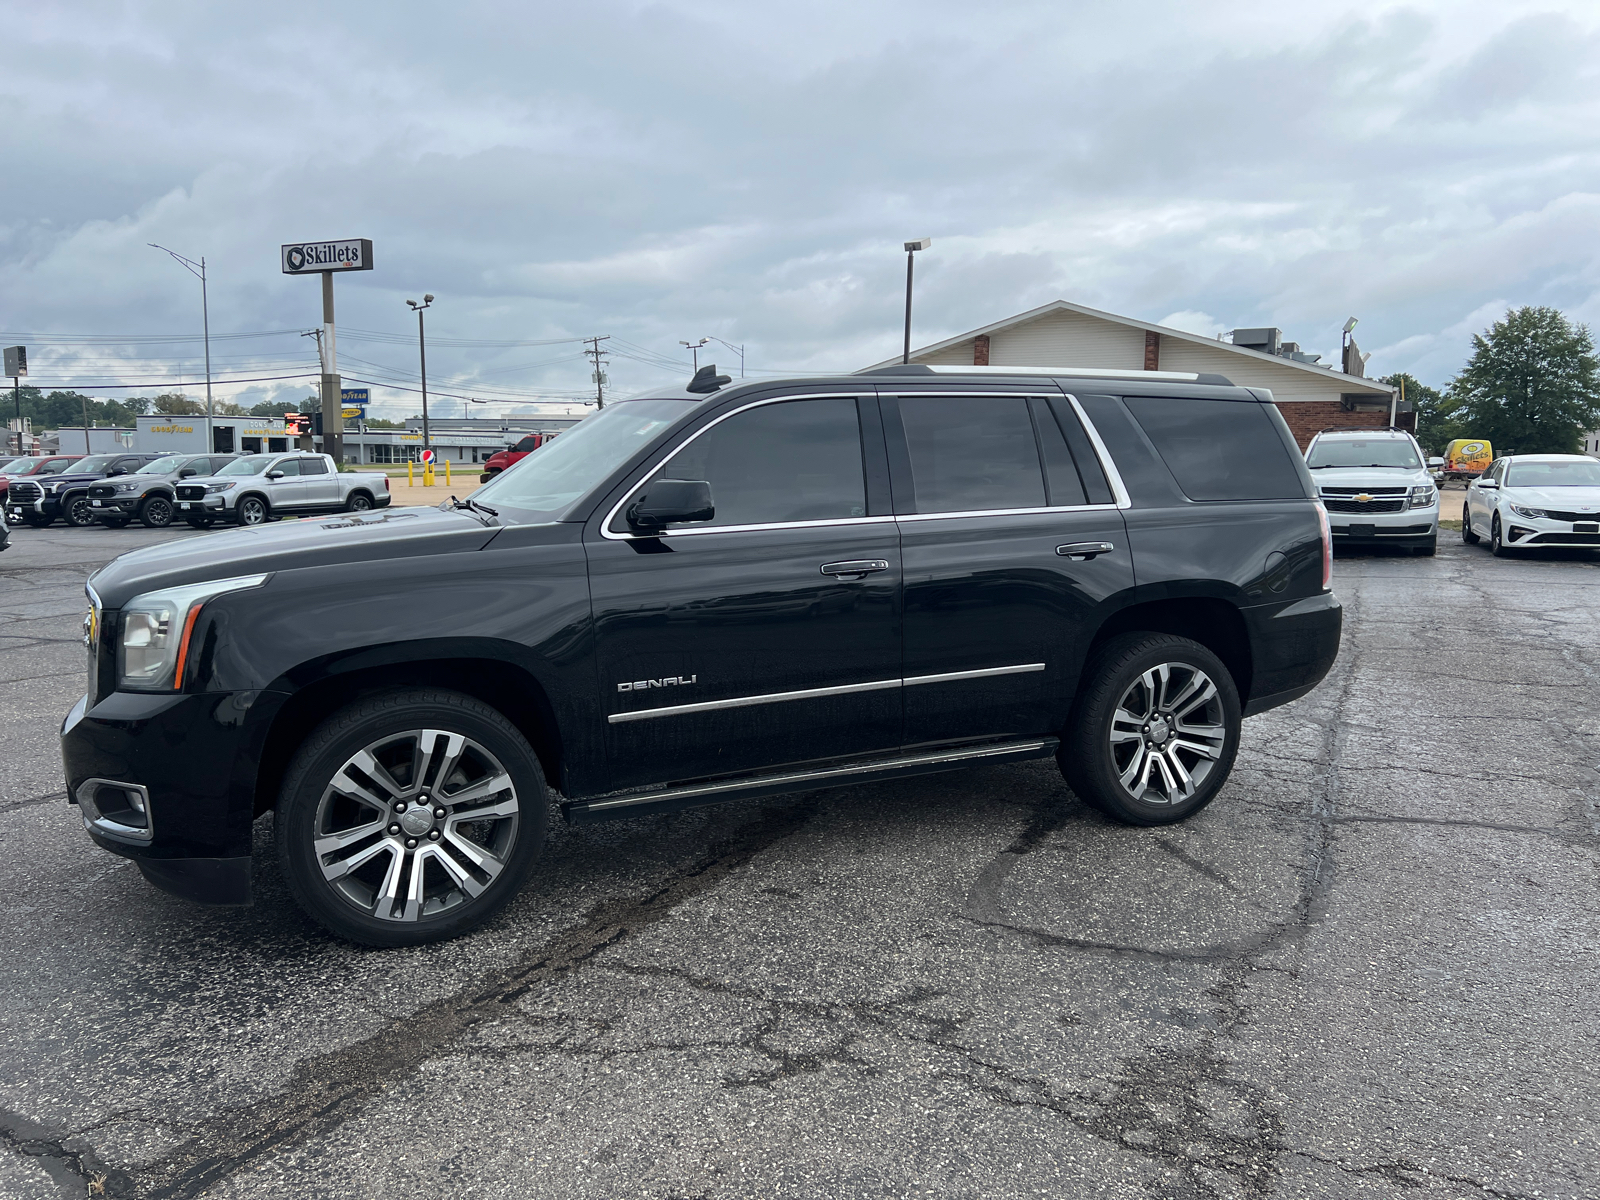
[{"x1": 172, "y1": 452, "x2": 392, "y2": 528}]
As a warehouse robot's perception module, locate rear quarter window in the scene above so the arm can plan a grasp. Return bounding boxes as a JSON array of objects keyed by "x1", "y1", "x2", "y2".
[{"x1": 1123, "y1": 397, "x2": 1306, "y2": 502}]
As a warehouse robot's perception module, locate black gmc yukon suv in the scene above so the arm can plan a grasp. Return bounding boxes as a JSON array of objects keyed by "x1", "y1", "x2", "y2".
[{"x1": 63, "y1": 365, "x2": 1340, "y2": 946}]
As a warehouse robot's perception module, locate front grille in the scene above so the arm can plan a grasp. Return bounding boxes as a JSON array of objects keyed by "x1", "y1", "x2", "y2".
[
  {"x1": 87, "y1": 483, "x2": 116, "y2": 499},
  {"x1": 176, "y1": 485, "x2": 206, "y2": 500},
  {"x1": 9, "y1": 480, "x2": 41, "y2": 502},
  {"x1": 1320, "y1": 486, "x2": 1408, "y2": 496},
  {"x1": 1323, "y1": 498, "x2": 1406, "y2": 514},
  {"x1": 1528, "y1": 532, "x2": 1600, "y2": 545},
  {"x1": 1540, "y1": 509, "x2": 1600, "y2": 523}
]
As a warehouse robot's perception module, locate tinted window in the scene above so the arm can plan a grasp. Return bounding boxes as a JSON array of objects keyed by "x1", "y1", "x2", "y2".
[
  {"x1": 652, "y1": 397, "x2": 865, "y2": 527},
  {"x1": 514, "y1": 436, "x2": 540, "y2": 452},
  {"x1": 1124, "y1": 397, "x2": 1305, "y2": 501},
  {"x1": 899, "y1": 396, "x2": 1046, "y2": 513},
  {"x1": 299, "y1": 457, "x2": 329, "y2": 474},
  {"x1": 1047, "y1": 398, "x2": 1115, "y2": 504},
  {"x1": 39, "y1": 459, "x2": 78, "y2": 475},
  {"x1": 272, "y1": 459, "x2": 301, "y2": 477},
  {"x1": 1029, "y1": 397, "x2": 1087, "y2": 506}
]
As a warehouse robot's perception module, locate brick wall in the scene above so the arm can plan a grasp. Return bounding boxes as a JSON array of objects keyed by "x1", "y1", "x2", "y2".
[
  {"x1": 1276, "y1": 402, "x2": 1389, "y2": 450},
  {"x1": 973, "y1": 334, "x2": 990, "y2": 366}
]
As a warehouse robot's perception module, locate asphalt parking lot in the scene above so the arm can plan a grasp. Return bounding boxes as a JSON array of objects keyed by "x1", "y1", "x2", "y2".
[{"x1": 2, "y1": 521, "x2": 1596, "y2": 1200}]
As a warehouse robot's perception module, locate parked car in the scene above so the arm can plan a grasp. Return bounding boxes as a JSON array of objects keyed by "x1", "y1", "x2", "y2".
[
  {"x1": 1, "y1": 454, "x2": 84, "y2": 515},
  {"x1": 172, "y1": 452, "x2": 392, "y2": 526},
  {"x1": 1462, "y1": 454, "x2": 1600, "y2": 555},
  {"x1": 1302, "y1": 427, "x2": 1438, "y2": 555},
  {"x1": 478, "y1": 433, "x2": 552, "y2": 482},
  {"x1": 87, "y1": 453, "x2": 244, "y2": 528},
  {"x1": 5, "y1": 452, "x2": 166, "y2": 528},
  {"x1": 64, "y1": 364, "x2": 1340, "y2": 946}
]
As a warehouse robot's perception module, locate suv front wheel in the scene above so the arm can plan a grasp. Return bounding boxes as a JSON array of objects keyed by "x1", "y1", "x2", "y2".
[
  {"x1": 1059, "y1": 633, "x2": 1242, "y2": 826},
  {"x1": 276, "y1": 688, "x2": 547, "y2": 946}
]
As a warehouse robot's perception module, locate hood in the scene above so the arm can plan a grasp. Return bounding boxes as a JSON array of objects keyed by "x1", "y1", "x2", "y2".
[
  {"x1": 88, "y1": 505, "x2": 503, "y2": 607},
  {"x1": 1307, "y1": 465, "x2": 1428, "y2": 487},
  {"x1": 40, "y1": 470, "x2": 117, "y2": 486},
  {"x1": 1502, "y1": 486, "x2": 1600, "y2": 511}
]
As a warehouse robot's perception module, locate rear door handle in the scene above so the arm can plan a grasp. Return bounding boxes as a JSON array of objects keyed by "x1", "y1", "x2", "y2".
[
  {"x1": 1056, "y1": 541, "x2": 1115, "y2": 561},
  {"x1": 820, "y1": 559, "x2": 891, "y2": 579}
]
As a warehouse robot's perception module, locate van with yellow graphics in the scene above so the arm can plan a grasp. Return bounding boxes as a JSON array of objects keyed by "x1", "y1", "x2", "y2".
[{"x1": 1441, "y1": 439, "x2": 1493, "y2": 483}]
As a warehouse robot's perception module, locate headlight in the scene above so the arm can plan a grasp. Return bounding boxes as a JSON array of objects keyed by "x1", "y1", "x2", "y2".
[
  {"x1": 44, "y1": 483, "x2": 59, "y2": 494},
  {"x1": 117, "y1": 574, "x2": 268, "y2": 691},
  {"x1": 1408, "y1": 485, "x2": 1436, "y2": 508},
  {"x1": 114, "y1": 481, "x2": 140, "y2": 493},
  {"x1": 1509, "y1": 503, "x2": 1547, "y2": 519},
  {"x1": 205, "y1": 482, "x2": 236, "y2": 493}
]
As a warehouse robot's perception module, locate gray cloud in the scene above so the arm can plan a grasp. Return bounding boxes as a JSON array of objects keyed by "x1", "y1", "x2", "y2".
[{"x1": 1, "y1": 0, "x2": 1597, "y2": 419}]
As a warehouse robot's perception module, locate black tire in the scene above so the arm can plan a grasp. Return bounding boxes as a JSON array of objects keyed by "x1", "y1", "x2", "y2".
[
  {"x1": 1059, "y1": 633, "x2": 1242, "y2": 826},
  {"x1": 21, "y1": 514, "x2": 52, "y2": 528},
  {"x1": 1413, "y1": 539, "x2": 1437, "y2": 557},
  {"x1": 276, "y1": 688, "x2": 547, "y2": 946},
  {"x1": 100, "y1": 516, "x2": 131, "y2": 529},
  {"x1": 1461, "y1": 503, "x2": 1478, "y2": 544},
  {"x1": 138, "y1": 494, "x2": 175, "y2": 528},
  {"x1": 1490, "y1": 514, "x2": 1511, "y2": 557},
  {"x1": 62, "y1": 493, "x2": 96, "y2": 527},
  {"x1": 235, "y1": 495, "x2": 269, "y2": 525},
  {"x1": 185, "y1": 517, "x2": 213, "y2": 530},
  {"x1": 344, "y1": 490, "x2": 374, "y2": 512}
]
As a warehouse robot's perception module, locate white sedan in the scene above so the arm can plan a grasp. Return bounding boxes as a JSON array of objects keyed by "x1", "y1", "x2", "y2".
[{"x1": 1462, "y1": 454, "x2": 1600, "y2": 556}]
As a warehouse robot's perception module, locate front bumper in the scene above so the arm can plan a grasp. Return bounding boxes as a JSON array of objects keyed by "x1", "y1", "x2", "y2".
[
  {"x1": 90, "y1": 495, "x2": 142, "y2": 516},
  {"x1": 61, "y1": 688, "x2": 283, "y2": 905},
  {"x1": 175, "y1": 495, "x2": 229, "y2": 518},
  {"x1": 1501, "y1": 511, "x2": 1600, "y2": 549},
  {"x1": 6, "y1": 495, "x2": 60, "y2": 520}
]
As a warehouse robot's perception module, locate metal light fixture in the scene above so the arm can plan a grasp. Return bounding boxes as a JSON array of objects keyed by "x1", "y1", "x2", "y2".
[
  {"x1": 902, "y1": 239, "x2": 932, "y2": 364},
  {"x1": 149, "y1": 244, "x2": 214, "y2": 452},
  {"x1": 680, "y1": 338, "x2": 709, "y2": 372},
  {"x1": 407, "y1": 296, "x2": 434, "y2": 452}
]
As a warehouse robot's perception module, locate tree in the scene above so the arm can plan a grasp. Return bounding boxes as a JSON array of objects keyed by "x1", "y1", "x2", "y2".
[
  {"x1": 249, "y1": 400, "x2": 303, "y2": 418},
  {"x1": 1451, "y1": 306, "x2": 1600, "y2": 455},
  {"x1": 1381, "y1": 372, "x2": 1459, "y2": 456},
  {"x1": 362, "y1": 417, "x2": 406, "y2": 429},
  {"x1": 151, "y1": 393, "x2": 206, "y2": 415}
]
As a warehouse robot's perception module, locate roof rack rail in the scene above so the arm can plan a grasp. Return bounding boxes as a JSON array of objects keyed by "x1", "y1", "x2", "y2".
[
  {"x1": 1315, "y1": 426, "x2": 1409, "y2": 434},
  {"x1": 860, "y1": 364, "x2": 1235, "y2": 386}
]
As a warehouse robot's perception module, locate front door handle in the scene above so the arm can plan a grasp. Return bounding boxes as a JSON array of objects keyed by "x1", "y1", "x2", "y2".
[
  {"x1": 1056, "y1": 541, "x2": 1115, "y2": 561},
  {"x1": 820, "y1": 559, "x2": 890, "y2": 579}
]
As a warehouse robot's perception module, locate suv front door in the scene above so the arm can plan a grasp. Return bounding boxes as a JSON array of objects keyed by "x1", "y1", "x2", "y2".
[
  {"x1": 586, "y1": 393, "x2": 902, "y2": 791},
  {"x1": 886, "y1": 391, "x2": 1133, "y2": 749},
  {"x1": 262, "y1": 456, "x2": 305, "y2": 508}
]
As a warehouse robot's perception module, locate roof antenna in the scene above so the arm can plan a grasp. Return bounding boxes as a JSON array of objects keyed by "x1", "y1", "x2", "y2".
[{"x1": 687, "y1": 364, "x2": 732, "y2": 394}]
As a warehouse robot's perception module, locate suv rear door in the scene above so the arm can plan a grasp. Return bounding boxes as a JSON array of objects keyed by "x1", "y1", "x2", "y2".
[
  {"x1": 585, "y1": 392, "x2": 902, "y2": 791},
  {"x1": 884, "y1": 390, "x2": 1133, "y2": 747}
]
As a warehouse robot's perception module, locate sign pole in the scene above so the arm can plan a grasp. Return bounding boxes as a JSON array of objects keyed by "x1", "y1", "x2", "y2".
[
  {"x1": 5, "y1": 345, "x2": 28, "y2": 456},
  {"x1": 321, "y1": 270, "x2": 342, "y2": 465},
  {"x1": 12, "y1": 376, "x2": 19, "y2": 456}
]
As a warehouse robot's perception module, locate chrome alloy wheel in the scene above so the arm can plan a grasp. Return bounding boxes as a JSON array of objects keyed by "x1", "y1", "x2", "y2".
[
  {"x1": 1107, "y1": 662, "x2": 1228, "y2": 804},
  {"x1": 313, "y1": 728, "x2": 520, "y2": 922}
]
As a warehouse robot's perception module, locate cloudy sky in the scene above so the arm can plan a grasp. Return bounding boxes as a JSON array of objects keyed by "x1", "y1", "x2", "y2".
[{"x1": 3, "y1": 0, "x2": 1597, "y2": 420}]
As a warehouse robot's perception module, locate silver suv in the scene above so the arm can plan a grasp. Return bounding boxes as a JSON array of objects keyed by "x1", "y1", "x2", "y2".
[{"x1": 1303, "y1": 428, "x2": 1438, "y2": 556}]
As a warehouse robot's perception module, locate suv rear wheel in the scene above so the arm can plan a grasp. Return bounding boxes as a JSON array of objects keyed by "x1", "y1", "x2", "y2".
[
  {"x1": 1059, "y1": 633, "x2": 1241, "y2": 826},
  {"x1": 276, "y1": 688, "x2": 547, "y2": 946}
]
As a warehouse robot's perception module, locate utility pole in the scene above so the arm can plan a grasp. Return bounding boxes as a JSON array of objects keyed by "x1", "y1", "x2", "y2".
[
  {"x1": 408, "y1": 295, "x2": 434, "y2": 452},
  {"x1": 585, "y1": 335, "x2": 611, "y2": 408},
  {"x1": 82, "y1": 394, "x2": 91, "y2": 453},
  {"x1": 149, "y1": 245, "x2": 214, "y2": 451}
]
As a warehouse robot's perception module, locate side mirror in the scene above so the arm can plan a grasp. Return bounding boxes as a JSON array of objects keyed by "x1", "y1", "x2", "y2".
[
  {"x1": 1478, "y1": 478, "x2": 1498, "y2": 489},
  {"x1": 626, "y1": 479, "x2": 714, "y2": 531},
  {"x1": 266, "y1": 470, "x2": 285, "y2": 480},
  {"x1": 108, "y1": 467, "x2": 128, "y2": 477},
  {"x1": 1427, "y1": 457, "x2": 1444, "y2": 468},
  {"x1": 179, "y1": 468, "x2": 198, "y2": 478}
]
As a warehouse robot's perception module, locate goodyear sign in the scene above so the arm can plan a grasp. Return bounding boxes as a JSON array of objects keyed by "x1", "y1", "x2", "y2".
[
  {"x1": 281, "y1": 239, "x2": 374, "y2": 274},
  {"x1": 148, "y1": 424, "x2": 194, "y2": 434}
]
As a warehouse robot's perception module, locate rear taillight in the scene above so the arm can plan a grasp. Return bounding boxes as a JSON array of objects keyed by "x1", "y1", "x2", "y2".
[{"x1": 1315, "y1": 501, "x2": 1332, "y2": 590}]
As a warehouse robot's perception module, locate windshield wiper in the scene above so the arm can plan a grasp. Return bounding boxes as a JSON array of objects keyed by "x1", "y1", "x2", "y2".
[{"x1": 448, "y1": 494, "x2": 499, "y2": 523}]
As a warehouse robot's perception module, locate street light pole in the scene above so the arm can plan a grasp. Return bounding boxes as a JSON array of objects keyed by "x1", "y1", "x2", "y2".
[
  {"x1": 705, "y1": 337, "x2": 745, "y2": 377},
  {"x1": 407, "y1": 295, "x2": 434, "y2": 453},
  {"x1": 902, "y1": 238, "x2": 931, "y2": 365},
  {"x1": 149, "y1": 244, "x2": 214, "y2": 451},
  {"x1": 680, "y1": 338, "x2": 708, "y2": 373}
]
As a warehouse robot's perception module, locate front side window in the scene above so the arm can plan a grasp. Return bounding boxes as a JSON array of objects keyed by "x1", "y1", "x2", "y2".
[
  {"x1": 272, "y1": 458, "x2": 302, "y2": 477},
  {"x1": 637, "y1": 397, "x2": 866, "y2": 529},
  {"x1": 900, "y1": 395, "x2": 1045, "y2": 513}
]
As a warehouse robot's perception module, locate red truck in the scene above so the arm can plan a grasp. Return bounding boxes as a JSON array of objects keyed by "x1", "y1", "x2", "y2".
[{"x1": 478, "y1": 433, "x2": 553, "y2": 482}]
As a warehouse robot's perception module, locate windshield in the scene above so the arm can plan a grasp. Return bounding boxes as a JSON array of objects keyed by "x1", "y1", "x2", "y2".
[
  {"x1": 1504, "y1": 460, "x2": 1600, "y2": 487},
  {"x1": 1305, "y1": 439, "x2": 1420, "y2": 470},
  {"x1": 215, "y1": 456, "x2": 273, "y2": 476},
  {"x1": 473, "y1": 400, "x2": 695, "y2": 520},
  {"x1": 68, "y1": 455, "x2": 121, "y2": 473},
  {"x1": 0, "y1": 458, "x2": 23, "y2": 473},
  {"x1": 137, "y1": 455, "x2": 187, "y2": 474}
]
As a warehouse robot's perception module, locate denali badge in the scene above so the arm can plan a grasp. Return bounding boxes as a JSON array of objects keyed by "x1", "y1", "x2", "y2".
[{"x1": 618, "y1": 675, "x2": 697, "y2": 692}]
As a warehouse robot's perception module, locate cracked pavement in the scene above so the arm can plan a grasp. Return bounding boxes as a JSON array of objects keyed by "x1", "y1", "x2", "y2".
[{"x1": 1, "y1": 523, "x2": 1596, "y2": 1199}]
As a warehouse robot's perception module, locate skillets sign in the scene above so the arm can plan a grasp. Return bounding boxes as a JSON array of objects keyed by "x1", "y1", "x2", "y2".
[{"x1": 280, "y1": 239, "x2": 374, "y2": 274}]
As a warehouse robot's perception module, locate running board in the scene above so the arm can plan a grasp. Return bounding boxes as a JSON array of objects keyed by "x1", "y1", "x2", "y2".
[{"x1": 563, "y1": 737, "x2": 1058, "y2": 824}]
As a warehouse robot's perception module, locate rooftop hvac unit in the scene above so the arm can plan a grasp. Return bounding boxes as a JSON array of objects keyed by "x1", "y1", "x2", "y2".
[{"x1": 1230, "y1": 327, "x2": 1282, "y2": 355}]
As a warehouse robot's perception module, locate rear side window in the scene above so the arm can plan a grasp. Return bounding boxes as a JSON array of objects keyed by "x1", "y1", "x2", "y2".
[
  {"x1": 300, "y1": 457, "x2": 329, "y2": 474},
  {"x1": 900, "y1": 395, "x2": 1046, "y2": 512},
  {"x1": 650, "y1": 396, "x2": 866, "y2": 527},
  {"x1": 1123, "y1": 397, "x2": 1305, "y2": 501}
]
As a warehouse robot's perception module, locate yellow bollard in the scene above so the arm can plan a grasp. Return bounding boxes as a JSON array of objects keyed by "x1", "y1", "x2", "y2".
[
  {"x1": 407, "y1": 460, "x2": 414, "y2": 486},
  {"x1": 445, "y1": 459, "x2": 451, "y2": 486},
  {"x1": 424, "y1": 465, "x2": 435, "y2": 486}
]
